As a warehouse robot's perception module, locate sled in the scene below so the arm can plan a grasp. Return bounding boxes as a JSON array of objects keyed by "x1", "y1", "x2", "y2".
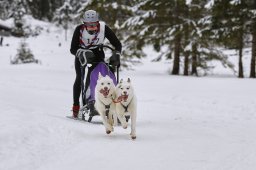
[{"x1": 75, "y1": 44, "x2": 119, "y2": 123}]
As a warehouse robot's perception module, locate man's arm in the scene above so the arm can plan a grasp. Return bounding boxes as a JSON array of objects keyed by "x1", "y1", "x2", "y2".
[
  {"x1": 70, "y1": 25, "x2": 82, "y2": 55},
  {"x1": 105, "y1": 25, "x2": 122, "y2": 53}
]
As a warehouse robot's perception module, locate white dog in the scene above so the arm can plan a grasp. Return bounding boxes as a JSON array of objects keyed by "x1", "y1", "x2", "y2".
[
  {"x1": 115, "y1": 78, "x2": 137, "y2": 139},
  {"x1": 94, "y1": 73, "x2": 117, "y2": 134}
]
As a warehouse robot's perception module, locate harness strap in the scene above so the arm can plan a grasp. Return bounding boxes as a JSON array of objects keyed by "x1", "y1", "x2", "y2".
[
  {"x1": 112, "y1": 98, "x2": 122, "y2": 103},
  {"x1": 120, "y1": 96, "x2": 134, "y2": 113},
  {"x1": 105, "y1": 104, "x2": 110, "y2": 117},
  {"x1": 121, "y1": 103, "x2": 129, "y2": 112}
]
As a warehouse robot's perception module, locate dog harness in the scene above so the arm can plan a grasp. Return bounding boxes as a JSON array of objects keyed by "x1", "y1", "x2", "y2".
[
  {"x1": 121, "y1": 103, "x2": 129, "y2": 112},
  {"x1": 121, "y1": 96, "x2": 133, "y2": 113},
  {"x1": 99, "y1": 99, "x2": 111, "y2": 117},
  {"x1": 105, "y1": 104, "x2": 110, "y2": 117}
]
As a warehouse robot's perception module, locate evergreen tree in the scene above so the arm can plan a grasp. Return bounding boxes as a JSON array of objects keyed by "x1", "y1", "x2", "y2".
[
  {"x1": 123, "y1": 0, "x2": 176, "y2": 68},
  {"x1": 0, "y1": 0, "x2": 12, "y2": 19},
  {"x1": 54, "y1": 0, "x2": 73, "y2": 41},
  {"x1": 123, "y1": 0, "x2": 234, "y2": 75},
  {"x1": 27, "y1": 0, "x2": 65, "y2": 21},
  {"x1": 211, "y1": 0, "x2": 251, "y2": 78},
  {"x1": 11, "y1": 0, "x2": 27, "y2": 37},
  {"x1": 11, "y1": 40, "x2": 39, "y2": 64}
]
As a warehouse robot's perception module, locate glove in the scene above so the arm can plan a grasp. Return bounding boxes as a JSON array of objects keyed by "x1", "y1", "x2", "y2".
[
  {"x1": 76, "y1": 49, "x2": 87, "y2": 66},
  {"x1": 109, "y1": 52, "x2": 121, "y2": 67},
  {"x1": 75, "y1": 49, "x2": 84, "y2": 57},
  {"x1": 76, "y1": 49, "x2": 95, "y2": 66}
]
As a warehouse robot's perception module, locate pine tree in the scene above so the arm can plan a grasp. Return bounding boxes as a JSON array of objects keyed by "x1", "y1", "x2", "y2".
[
  {"x1": 123, "y1": 0, "x2": 176, "y2": 68},
  {"x1": 0, "y1": 0, "x2": 12, "y2": 19},
  {"x1": 26, "y1": 0, "x2": 65, "y2": 21},
  {"x1": 54, "y1": 0, "x2": 73, "y2": 41},
  {"x1": 211, "y1": 0, "x2": 252, "y2": 78},
  {"x1": 189, "y1": 0, "x2": 218, "y2": 76},
  {"x1": 122, "y1": 0, "x2": 236, "y2": 75},
  {"x1": 11, "y1": 40, "x2": 38, "y2": 64},
  {"x1": 11, "y1": 0, "x2": 27, "y2": 37}
]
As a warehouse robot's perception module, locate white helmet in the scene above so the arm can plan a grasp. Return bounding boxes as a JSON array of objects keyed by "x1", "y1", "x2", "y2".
[{"x1": 83, "y1": 10, "x2": 99, "y2": 23}]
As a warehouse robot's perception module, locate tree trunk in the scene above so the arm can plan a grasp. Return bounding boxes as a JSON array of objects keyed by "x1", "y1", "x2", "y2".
[
  {"x1": 250, "y1": 25, "x2": 256, "y2": 78},
  {"x1": 238, "y1": 34, "x2": 244, "y2": 78},
  {"x1": 183, "y1": 5, "x2": 189, "y2": 76},
  {"x1": 184, "y1": 51, "x2": 189, "y2": 76},
  {"x1": 238, "y1": 48, "x2": 244, "y2": 78},
  {"x1": 191, "y1": 43, "x2": 198, "y2": 76},
  {"x1": 172, "y1": 1, "x2": 181, "y2": 75},
  {"x1": 172, "y1": 33, "x2": 181, "y2": 75}
]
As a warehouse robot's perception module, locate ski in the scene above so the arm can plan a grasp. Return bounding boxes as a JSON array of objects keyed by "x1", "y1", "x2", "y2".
[
  {"x1": 66, "y1": 116, "x2": 87, "y2": 121},
  {"x1": 66, "y1": 108, "x2": 103, "y2": 124}
]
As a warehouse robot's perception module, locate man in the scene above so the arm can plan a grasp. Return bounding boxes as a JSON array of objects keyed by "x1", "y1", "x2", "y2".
[{"x1": 70, "y1": 10, "x2": 122, "y2": 118}]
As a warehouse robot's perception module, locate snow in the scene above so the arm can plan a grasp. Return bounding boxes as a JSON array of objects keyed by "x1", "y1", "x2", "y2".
[{"x1": 1, "y1": 19, "x2": 256, "y2": 170}]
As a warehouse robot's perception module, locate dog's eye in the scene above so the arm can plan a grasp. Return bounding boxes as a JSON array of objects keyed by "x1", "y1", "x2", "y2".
[
  {"x1": 108, "y1": 82, "x2": 110, "y2": 85},
  {"x1": 127, "y1": 87, "x2": 130, "y2": 90},
  {"x1": 121, "y1": 88, "x2": 123, "y2": 90},
  {"x1": 101, "y1": 83, "x2": 104, "y2": 85}
]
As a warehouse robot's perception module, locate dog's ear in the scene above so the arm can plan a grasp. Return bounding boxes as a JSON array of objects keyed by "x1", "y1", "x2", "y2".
[
  {"x1": 98, "y1": 72, "x2": 103, "y2": 79},
  {"x1": 119, "y1": 79, "x2": 123, "y2": 83},
  {"x1": 127, "y1": 78, "x2": 131, "y2": 83}
]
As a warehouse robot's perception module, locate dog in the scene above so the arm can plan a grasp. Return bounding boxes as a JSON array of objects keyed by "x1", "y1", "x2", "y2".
[
  {"x1": 94, "y1": 73, "x2": 117, "y2": 134},
  {"x1": 115, "y1": 78, "x2": 137, "y2": 139}
]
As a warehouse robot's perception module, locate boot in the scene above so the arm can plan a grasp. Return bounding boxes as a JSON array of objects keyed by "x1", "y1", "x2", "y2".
[
  {"x1": 72, "y1": 105, "x2": 80, "y2": 118},
  {"x1": 87, "y1": 101, "x2": 99, "y2": 117}
]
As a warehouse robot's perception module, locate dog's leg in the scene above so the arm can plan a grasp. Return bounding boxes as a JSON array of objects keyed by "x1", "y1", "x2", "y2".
[
  {"x1": 113, "y1": 113, "x2": 118, "y2": 126},
  {"x1": 98, "y1": 110, "x2": 114, "y2": 134},
  {"x1": 116, "y1": 111, "x2": 128, "y2": 129},
  {"x1": 130, "y1": 110, "x2": 137, "y2": 139},
  {"x1": 110, "y1": 104, "x2": 118, "y2": 126},
  {"x1": 108, "y1": 112, "x2": 114, "y2": 126},
  {"x1": 115, "y1": 105, "x2": 128, "y2": 129}
]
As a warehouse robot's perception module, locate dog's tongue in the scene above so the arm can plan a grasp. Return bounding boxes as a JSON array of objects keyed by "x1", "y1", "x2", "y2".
[
  {"x1": 100, "y1": 89, "x2": 109, "y2": 97},
  {"x1": 123, "y1": 95, "x2": 128, "y2": 101},
  {"x1": 116, "y1": 96, "x2": 123, "y2": 102},
  {"x1": 118, "y1": 95, "x2": 128, "y2": 102}
]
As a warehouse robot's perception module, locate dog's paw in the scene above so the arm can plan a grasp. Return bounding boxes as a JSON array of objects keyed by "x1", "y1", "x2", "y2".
[
  {"x1": 131, "y1": 135, "x2": 136, "y2": 140},
  {"x1": 130, "y1": 133, "x2": 136, "y2": 140},
  {"x1": 122, "y1": 123, "x2": 128, "y2": 129},
  {"x1": 106, "y1": 126, "x2": 114, "y2": 133}
]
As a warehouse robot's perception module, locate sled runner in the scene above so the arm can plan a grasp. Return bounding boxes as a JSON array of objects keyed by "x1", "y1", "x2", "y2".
[{"x1": 74, "y1": 44, "x2": 119, "y2": 122}]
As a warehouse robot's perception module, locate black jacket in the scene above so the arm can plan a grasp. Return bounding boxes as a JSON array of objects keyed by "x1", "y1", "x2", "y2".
[{"x1": 70, "y1": 24, "x2": 122, "y2": 62}]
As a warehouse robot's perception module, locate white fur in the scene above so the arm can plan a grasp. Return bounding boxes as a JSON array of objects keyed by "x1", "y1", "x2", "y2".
[
  {"x1": 94, "y1": 73, "x2": 117, "y2": 134},
  {"x1": 115, "y1": 78, "x2": 137, "y2": 139}
]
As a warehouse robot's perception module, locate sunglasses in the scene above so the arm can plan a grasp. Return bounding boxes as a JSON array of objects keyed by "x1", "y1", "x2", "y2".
[{"x1": 84, "y1": 22, "x2": 98, "y2": 27}]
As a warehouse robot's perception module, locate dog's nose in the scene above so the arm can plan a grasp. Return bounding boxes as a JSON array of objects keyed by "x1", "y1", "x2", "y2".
[
  {"x1": 123, "y1": 91, "x2": 127, "y2": 95},
  {"x1": 104, "y1": 87, "x2": 108, "y2": 90}
]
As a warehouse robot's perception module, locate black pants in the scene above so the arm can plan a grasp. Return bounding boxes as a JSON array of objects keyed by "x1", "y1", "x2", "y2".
[{"x1": 73, "y1": 57, "x2": 115, "y2": 106}]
